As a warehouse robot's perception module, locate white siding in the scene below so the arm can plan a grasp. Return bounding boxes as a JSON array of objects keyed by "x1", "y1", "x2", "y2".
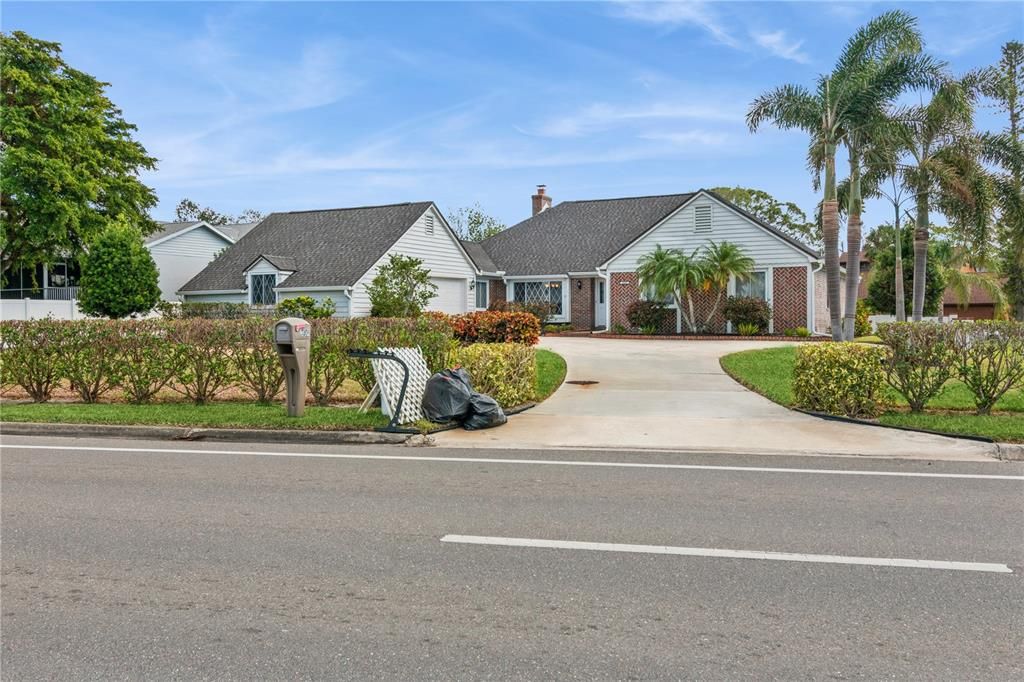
[
  {"x1": 350, "y1": 205, "x2": 476, "y2": 316},
  {"x1": 148, "y1": 226, "x2": 233, "y2": 301},
  {"x1": 606, "y1": 195, "x2": 812, "y2": 272},
  {"x1": 181, "y1": 292, "x2": 247, "y2": 304}
]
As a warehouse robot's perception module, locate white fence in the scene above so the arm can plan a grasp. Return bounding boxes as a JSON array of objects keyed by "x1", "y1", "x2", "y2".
[{"x1": 0, "y1": 298, "x2": 86, "y2": 320}]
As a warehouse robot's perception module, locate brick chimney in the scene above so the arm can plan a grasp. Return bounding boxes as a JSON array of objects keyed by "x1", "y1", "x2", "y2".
[{"x1": 532, "y1": 185, "x2": 552, "y2": 216}]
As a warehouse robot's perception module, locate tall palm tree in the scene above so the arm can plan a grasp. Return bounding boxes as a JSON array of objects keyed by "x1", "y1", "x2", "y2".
[
  {"x1": 636, "y1": 246, "x2": 706, "y2": 333},
  {"x1": 749, "y1": 10, "x2": 942, "y2": 340},
  {"x1": 890, "y1": 81, "x2": 974, "y2": 321},
  {"x1": 699, "y1": 241, "x2": 754, "y2": 330}
]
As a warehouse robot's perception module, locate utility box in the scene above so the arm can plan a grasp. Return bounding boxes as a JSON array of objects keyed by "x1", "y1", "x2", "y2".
[{"x1": 274, "y1": 317, "x2": 311, "y2": 417}]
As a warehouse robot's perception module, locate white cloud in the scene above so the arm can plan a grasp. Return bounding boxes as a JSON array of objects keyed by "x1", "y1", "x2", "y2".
[
  {"x1": 526, "y1": 101, "x2": 744, "y2": 138},
  {"x1": 610, "y1": 1, "x2": 739, "y2": 47},
  {"x1": 638, "y1": 130, "x2": 732, "y2": 146},
  {"x1": 751, "y1": 30, "x2": 810, "y2": 64}
]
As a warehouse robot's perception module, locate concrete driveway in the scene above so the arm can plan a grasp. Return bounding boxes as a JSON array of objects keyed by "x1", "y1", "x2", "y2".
[{"x1": 433, "y1": 337, "x2": 997, "y2": 460}]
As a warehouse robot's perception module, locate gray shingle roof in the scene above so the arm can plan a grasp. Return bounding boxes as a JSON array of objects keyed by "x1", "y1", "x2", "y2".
[
  {"x1": 478, "y1": 193, "x2": 698, "y2": 276},
  {"x1": 147, "y1": 221, "x2": 205, "y2": 244},
  {"x1": 476, "y1": 190, "x2": 818, "y2": 276},
  {"x1": 460, "y1": 240, "x2": 498, "y2": 273},
  {"x1": 219, "y1": 222, "x2": 260, "y2": 242},
  {"x1": 179, "y1": 202, "x2": 432, "y2": 292}
]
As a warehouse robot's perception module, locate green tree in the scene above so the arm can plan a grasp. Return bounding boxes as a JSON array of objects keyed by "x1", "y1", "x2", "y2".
[
  {"x1": 0, "y1": 31, "x2": 157, "y2": 277},
  {"x1": 749, "y1": 10, "x2": 942, "y2": 340},
  {"x1": 174, "y1": 198, "x2": 264, "y2": 226},
  {"x1": 365, "y1": 254, "x2": 438, "y2": 317},
  {"x1": 867, "y1": 225, "x2": 945, "y2": 317},
  {"x1": 698, "y1": 241, "x2": 754, "y2": 329},
  {"x1": 448, "y1": 203, "x2": 506, "y2": 242},
  {"x1": 710, "y1": 187, "x2": 820, "y2": 246},
  {"x1": 635, "y1": 246, "x2": 707, "y2": 333},
  {"x1": 77, "y1": 219, "x2": 161, "y2": 318}
]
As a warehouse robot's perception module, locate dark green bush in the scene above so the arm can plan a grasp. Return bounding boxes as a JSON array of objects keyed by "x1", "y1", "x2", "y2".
[
  {"x1": 626, "y1": 300, "x2": 669, "y2": 334},
  {"x1": 877, "y1": 322, "x2": 954, "y2": 413},
  {"x1": 793, "y1": 342, "x2": 887, "y2": 418},
  {"x1": 277, "y1": 296, "x2": 336, "y2": 320},
  {"x1": 724, "y1": 296, "x2": 771, "y2": 333}
]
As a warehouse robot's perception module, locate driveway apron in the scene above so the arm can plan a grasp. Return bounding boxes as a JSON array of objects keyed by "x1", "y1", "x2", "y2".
[{"x1": 432, "y1": 337, "x2": 996, "y2": 460}]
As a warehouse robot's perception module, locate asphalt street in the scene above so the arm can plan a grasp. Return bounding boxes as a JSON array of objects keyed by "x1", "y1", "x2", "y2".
[{"x1": 2, "y1": 435, "x2": 1022, "y2": 679}]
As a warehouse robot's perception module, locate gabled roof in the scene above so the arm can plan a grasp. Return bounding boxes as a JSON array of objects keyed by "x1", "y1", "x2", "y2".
[
  {"x1": 480, "y1": 193, "x2": 698, "y2": 276},
  {"x1": 179, "y1": 202, "x2": 433, "y2": 292},
  {"x1": 460, "y1": 240, "x2": 499, "y2": 274},
  {"x1": 147, "y1": 221, "x2": 236, "y2": 248},
  {"x1": 219, "y1": 222, "x2": 260, "y2": 242},
  {"x1": 476, "y1": 189, "x2": 818, "y2": 277},
  {"x1": 244, "y1": 254, "x2": 298, "y2": 273}
]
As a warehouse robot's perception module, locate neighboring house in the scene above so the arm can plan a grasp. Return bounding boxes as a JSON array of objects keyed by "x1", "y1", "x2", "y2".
[
  {"x1": 146, "y1": 220, "x2": 258, "y2": 302},
  {"x1": 178, "y1": 203, "x2": 479, "y2": 316},
  {"x1": 473, "y1": 187, "x2": 828, "y2": 334}
]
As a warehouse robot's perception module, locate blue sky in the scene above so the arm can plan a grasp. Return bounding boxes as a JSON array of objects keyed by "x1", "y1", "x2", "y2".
[{"x1": 4, "y1": 1, "x2": 1021, "y2": 233}]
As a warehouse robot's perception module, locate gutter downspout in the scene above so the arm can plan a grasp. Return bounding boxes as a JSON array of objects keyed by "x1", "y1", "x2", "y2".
[{"x1": 809, "y1": 259, "x2": 827, "y2": 336}]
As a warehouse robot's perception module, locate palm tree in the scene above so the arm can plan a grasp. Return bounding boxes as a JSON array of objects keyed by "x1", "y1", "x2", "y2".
[
  {"x1": 699, "y1": 241, "x2": 754, "y2": 330},
  {"x1": 932, "y1": 241, "x2": 1009, "y2": 318},
  {"x1": 749, "y1": 10, "x2": 943, "y2": 340},
  {"x1": 889, "y1": 81, "x2": 974, "y2": 321},
  {"x1": 636, "y1": 246, "x2": 706, "y2": 333}
]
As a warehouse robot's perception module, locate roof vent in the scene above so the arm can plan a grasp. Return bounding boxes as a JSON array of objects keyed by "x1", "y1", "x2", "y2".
[
  {"x1": 694, "y1": 205, "x2": 712, "y2": 233},
  {"x1": 424, "y1": 214, "x2": 435, "y2": 235}
]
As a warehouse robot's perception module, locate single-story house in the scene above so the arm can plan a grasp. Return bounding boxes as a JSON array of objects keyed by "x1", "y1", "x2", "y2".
[
  {"x1": 179, "y1": 188, "x2": 831, "y2": 332},
  {"x1": 178, "y1": 203, "x2": 480, "y2": 316},
  {"x1": 146, "y1": 220, "x2": 258, "y2": 301}
]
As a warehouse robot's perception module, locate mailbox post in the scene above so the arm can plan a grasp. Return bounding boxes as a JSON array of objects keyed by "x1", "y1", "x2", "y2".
[{"x1": 274, "y1": 317, "x2": 311, "y2": 417}]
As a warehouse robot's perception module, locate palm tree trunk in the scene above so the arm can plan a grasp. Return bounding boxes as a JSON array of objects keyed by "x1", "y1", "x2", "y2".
[
  {"x1": 843, "y1": 154, "x2": 863, "y2": 340},
  {"x1": 822, "y1": 144, "x2": 843, "y2": 341},
  {"x1": 912, "y1": 189, "x2": 929, "y2": 321},
  {"x1": 685, "y1": 294, "x2": 698, "y2": 332},
  {"x1": 893, "y1": 205, "x2": 906, "y2": 321},
  {"x1": 674, "y1": 293, "x2": 682, "y2": 333},
  {"x1": 704, "y1": 290, "x2": 725, "y2": 331}
]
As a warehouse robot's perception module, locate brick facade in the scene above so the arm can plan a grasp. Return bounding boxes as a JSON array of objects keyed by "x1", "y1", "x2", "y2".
[
  {"x1": 569, "y1": 277, "x2": 595, "y2": 330},
  {"x1": 609, "y1": 272, "x2": 640, "y2": 330},
  {"x1": 490, "y1": 279, "x2": 506, "y2": 308},
  {"x1": 772, "y1": 266, "x2": 808, "y2": 332}
]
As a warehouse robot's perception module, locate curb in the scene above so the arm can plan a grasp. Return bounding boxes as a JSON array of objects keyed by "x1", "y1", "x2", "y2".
[
  {"x1": 0, "y1": 421, "x2": 411, "y2": 445},
  {"x1": 995, "y1": 443, "x2": 1024, "y2": 461}
]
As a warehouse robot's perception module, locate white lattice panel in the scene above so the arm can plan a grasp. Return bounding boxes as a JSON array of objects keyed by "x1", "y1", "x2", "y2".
[{"x1": 371, "y1": 347, "x2": 431, "y2": 425}]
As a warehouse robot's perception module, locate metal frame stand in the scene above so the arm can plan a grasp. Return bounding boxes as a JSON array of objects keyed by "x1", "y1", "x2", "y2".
[{"x1": 347, "y1": 348, "x2": 419, "y2": 433}]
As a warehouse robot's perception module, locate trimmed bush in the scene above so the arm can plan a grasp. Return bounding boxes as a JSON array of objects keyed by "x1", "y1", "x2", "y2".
[
  {"x1": 232, "y1": 317, "x2": 284, "y2": 403},
  {"x1": 724, "y1": 296, "x2": 771, "y2": 333},
  {"x1": 488, "y1": 300, "x2": 555, "y2": 325},
  {"x1": 114, "y1": 319, "x2": 179, "y2": 404},
  {"x1": 346, "y1": 317, "x2": 456, "y2": 391},
  {"x1": 626, "y1": 300, "x2": 669, "y2": 334},
  {"x1": 455, "y1": 343, "x2": 536, "y2": 408},
  {"x1": 432, "y1": 311, "x2": 541, "y2": 346},
  {"x1": 277, "y1": 296, "x2": 336, "y2": 320},
  {"x1": 60, "y1": 320, "x2": 124, "y2": 402},
  {"x1": 793, "y1": 342, "x2": 886, "y2": 418},
  {"x1": 877, "y1": 322, "x2": 954, "y2": 413},
  {"x1": 158, "y1": 301, "x2": 252, "y2": 319},
  {"x1": 167, "y1": 319, "x2": 237, "y2": 404},
  {"x1": 950, "y1": 321, "x2": 1024, "y2": 415},
  {"x1": 0, "y1": 319, "x2": 65, "y2": 402},
  {"x1": 306, "y1": 318, "x2": 355, "y2": 406}
]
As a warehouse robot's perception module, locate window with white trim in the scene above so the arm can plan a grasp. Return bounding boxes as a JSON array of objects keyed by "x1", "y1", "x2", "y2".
[
  {"x1": 513, "y1": 280, "x2": 563, "y2": 316},
  {"x1": 735, "y1": 271, "x2": 767, "y2": 300},
  {"x1": 694, "y1": 204, "x2": 712, "y2": 232},
  {"x1": 250, "y1": 273, "x2": 277, "y2": 305},
  {"x1": 475, "y1": 280, "x2": 488, "y2": 309}
]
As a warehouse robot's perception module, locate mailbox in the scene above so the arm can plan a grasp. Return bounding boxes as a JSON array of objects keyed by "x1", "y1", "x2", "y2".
[{"x1": 274, "y1": 317, "x2": 311, "y2": 417}]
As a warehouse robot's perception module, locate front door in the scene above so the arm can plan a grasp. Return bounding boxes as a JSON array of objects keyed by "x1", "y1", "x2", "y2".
[{"x1": 594, "y1": 279, "x2": 607, "y2": 329}]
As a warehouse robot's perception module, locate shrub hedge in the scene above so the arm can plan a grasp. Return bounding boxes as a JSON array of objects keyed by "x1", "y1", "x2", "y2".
[
  {"x1": 724, "y1": 296, "x2": 772, "y2": 333},
  {"x1": 793, "y1": 342, "x2": 887, "y2": 418},
  {"x1": 429, "y1": 311, "x2": 540, "y2": 346},
  {"x1": 877, "y1": 322, "x2": 953, "y2": 412},
  {"x1": 0, "y1": 317, "x2": 456, "y2": 405},
  {"x1": 455, "y1": 342, "x2": 537, "y2": 408}
]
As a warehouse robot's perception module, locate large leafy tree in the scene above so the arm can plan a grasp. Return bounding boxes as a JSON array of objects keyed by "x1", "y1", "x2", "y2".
[
  {"x1": 0, "y1": 31, "x2": 157, "y2": 277},
  {"x1": 749, "y1": 10, "x2": 942, "y2": 340},
  {"x1": 77, "y1": 219, "x2": 161, "y2": 318},
  {"x1": 448, "y1": 203, "x2": 506, "y2": 242},
  {"x1": 710, "y1": 187, "x2": 819, "y2": 246},
  {"x1": 174, "y1": 198, "x2": 264, "y2": 225}
]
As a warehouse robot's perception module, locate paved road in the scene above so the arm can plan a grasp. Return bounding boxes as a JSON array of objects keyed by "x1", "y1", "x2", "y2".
[
  {"x1": 2, "y1": 435, "x2": 1022, "y2": 679},
  {"x1": 435, "y1": 337, "x2": 998, "y2": 460}
]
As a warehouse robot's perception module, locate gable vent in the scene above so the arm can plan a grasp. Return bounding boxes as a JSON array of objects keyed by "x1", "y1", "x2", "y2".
[
  {"x1": 694, "y1": 205, "x2": 712, "y2": 232},
  {"x1": 424, "y1": 215, "x2": 435, "y2": 235}
]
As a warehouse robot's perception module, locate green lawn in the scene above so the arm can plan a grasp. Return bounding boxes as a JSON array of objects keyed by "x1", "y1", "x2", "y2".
[
  {"x1": 720, "y1": 345, "x2": 1024, "y2": 442},
  {"x1": 535, "y1": 348, "x2": 567, "y2": 401},
  {"x1": 0, "y1": 401, "x2": 389, "y2": 431}
]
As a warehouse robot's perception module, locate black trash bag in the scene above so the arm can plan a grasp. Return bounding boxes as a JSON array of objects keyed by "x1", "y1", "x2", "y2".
[
  {"x1": 422, "y1": 368, "x2": 474, "y2": 423},
  {"x1": 463, "y1": 392, "x2": 507, "y2": 430}
]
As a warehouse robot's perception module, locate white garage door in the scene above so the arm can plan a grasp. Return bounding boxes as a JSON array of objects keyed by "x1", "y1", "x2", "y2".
[{"x1": 426, "y1": 277, "x2": 467, "y2": 313}]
